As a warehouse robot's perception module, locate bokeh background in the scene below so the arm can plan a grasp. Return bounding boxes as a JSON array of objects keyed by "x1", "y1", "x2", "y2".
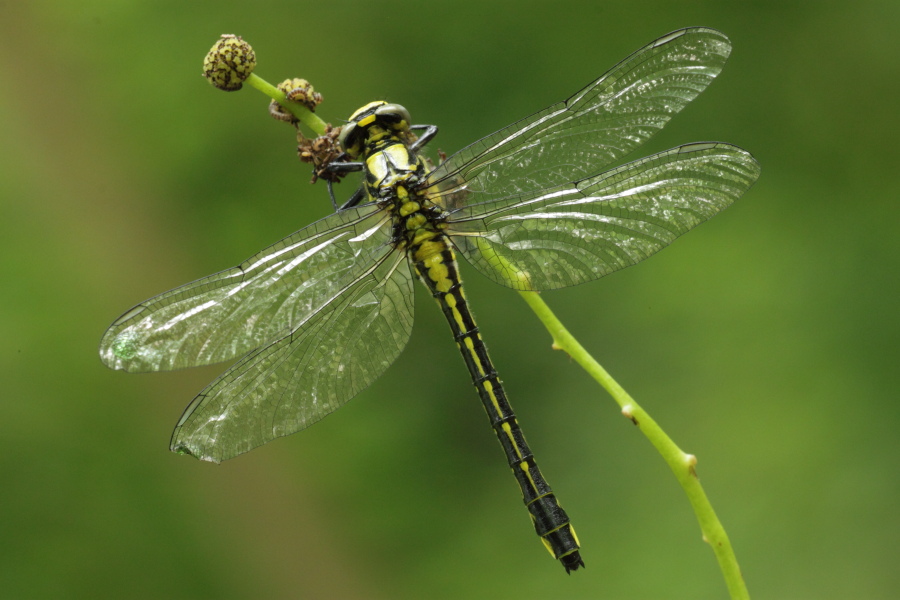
[{"x1": 2, "y1": 2, "x2": 898, "y2": 598}]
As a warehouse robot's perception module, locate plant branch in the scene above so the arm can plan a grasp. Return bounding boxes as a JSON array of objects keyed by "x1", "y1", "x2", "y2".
[
  {"x1": 518, "y1": 290, "x2": 749, "y2": 600},
  {"x1": 244, "y1": 73, "x2": 328, "y2": 136}
]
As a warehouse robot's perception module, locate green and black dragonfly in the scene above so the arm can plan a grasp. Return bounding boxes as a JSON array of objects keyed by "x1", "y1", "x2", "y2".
[{"x1": 100, "y1": 27, "x2": 759, "y2": 572}]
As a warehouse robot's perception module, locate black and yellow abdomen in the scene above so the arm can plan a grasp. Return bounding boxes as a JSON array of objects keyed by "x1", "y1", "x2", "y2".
[{"x1": 403, "y1": 201, "x2": 584, "y2": 572}]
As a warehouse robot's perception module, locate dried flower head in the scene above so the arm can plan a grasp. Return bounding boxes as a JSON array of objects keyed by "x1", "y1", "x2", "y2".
[
  {"x1": 269, "y1": 78, "x2": 324, "y2": 123},
  {"x1": 202, "y1": 34, "x2": 257, "y2": 91}
]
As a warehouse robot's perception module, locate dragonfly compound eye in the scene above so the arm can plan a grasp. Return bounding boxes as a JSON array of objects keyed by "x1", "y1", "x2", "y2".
[{"x1": 375, "y1": 103, "x2": 412, "y2": 132}]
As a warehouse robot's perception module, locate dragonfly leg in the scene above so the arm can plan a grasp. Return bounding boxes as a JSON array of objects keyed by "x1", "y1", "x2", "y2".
[
  {"x1": 409, "y1": 124, "x2": 438, "y2": 153},
  {"x1": 322, "y1": 155, "x2": 365, "y2": 211},
  {"x1": 326, "y1": 180, "x2": 339, "y2": 210},
  {"x1": 338, "y1": 187, "x2": 366, "y2": 210}
]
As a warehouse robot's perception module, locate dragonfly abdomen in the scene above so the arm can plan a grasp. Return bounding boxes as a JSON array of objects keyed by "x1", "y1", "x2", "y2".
[{"x1": 407, "y1": 221, "x2": 584, "y2": 572}]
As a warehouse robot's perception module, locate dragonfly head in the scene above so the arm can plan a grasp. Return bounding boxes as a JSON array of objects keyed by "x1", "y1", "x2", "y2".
[{"x1": 339, "y1": 101, "x2": 412, "y2": 159}]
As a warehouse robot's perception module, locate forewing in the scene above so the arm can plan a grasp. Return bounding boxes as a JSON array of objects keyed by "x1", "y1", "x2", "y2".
[
  {"x1": 446, "y1": 143, "x2": 760, "y2": 290},
  {"x1": 170, "y1": 251, "x2": 415, "y2": 463},
  {"x1": 424, "y1": 28, "x2": 732, "y2": 202},
  {"x1": 99, "y1": 204, "x2": 392, "y2": 372}
]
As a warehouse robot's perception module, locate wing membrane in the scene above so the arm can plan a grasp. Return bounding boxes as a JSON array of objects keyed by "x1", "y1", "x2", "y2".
[
  {"x1": 99, "y1": 204, "x2": 393, "y2": 372},
  {"x1": 170, "y1": 251, "x2": 415, "y2": 463},
  {"x1": 446, "y1": 143, "x2": 760, "y2": 290},
  {"x1": 425, "y1": 28, "x2": 732, "y2": 202}
]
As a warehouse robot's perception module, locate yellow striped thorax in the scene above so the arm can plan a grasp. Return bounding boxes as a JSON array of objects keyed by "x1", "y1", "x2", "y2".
[{"x1": 340, "y1": 102, "x2": 434, "y2": 210}]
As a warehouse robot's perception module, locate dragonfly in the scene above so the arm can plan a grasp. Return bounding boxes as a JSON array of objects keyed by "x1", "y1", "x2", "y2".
[{"x1": 100, "y1": 27, "x2": 759, "y2": 572}]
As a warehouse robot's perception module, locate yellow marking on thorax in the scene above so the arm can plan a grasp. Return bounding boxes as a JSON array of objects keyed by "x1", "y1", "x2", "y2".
[
  {"x1": 400, "y1": 201, "x2": 421, "y2": 217},
  {"x1": 365, "y1": 153, "x2": 379, "y2": 169},
  {"x1": 365, "y1": 125, "x2": 404, "y2": 148},
  {"x1": 368, "y1": 130, "x2": 389, "y2": 144},
  {"x1": 364, "y1": 145, "x2": 413, "y2": 191},
  {"x1": 365, "y1": 153, "x2": 388, "y2": 185},
  {"x1": 405, "y1": 213, "x2": 426, "y2": 229},
  {"x1": 383, "y1": 143, "x2": 412, "y2": 167}
]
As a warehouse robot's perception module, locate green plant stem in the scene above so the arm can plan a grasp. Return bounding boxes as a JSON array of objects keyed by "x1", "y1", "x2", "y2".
[
  {"x1": 518, "y1": 290, "x2": 748, "y2": 599},
  {"x1": 245, "y1": 73, "x2": 328, "y2": 136}
]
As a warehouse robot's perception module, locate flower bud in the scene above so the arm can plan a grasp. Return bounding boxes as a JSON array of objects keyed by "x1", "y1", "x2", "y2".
[
  {"x1": 269, "y1": 78, "x2": 324, "y2": 122},
  {"x1": 202, "y1": 34, "x2": 256, "y2": 91}
]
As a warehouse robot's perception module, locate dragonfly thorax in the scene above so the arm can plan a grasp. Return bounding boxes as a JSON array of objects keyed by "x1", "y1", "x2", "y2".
[
  {"x1": 337, "y1": 101, "x2": 432, "y2": 203},
  {"x1": 363, "y1": 142, "x2": 428, "y2": 201}
]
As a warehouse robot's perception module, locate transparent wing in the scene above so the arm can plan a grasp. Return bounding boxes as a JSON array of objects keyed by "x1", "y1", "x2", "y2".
[
  {"x1": 424, "y1": 27, "x2": 732, "y2": 202},
  {"x1": 99, "y1": 203, "x2": 393, "y2": 372},
  {"x1": 445, "y1": 143, "x2": 760, "y2": 291},
  {"x1": 169, "y1": 250, "x2": 415, "y2": 463}
]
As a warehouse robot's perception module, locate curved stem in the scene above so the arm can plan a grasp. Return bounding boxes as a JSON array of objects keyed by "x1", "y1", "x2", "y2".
[
  {"x1": 518, "y1": 290, "x2": 749, "y2": 600},
  {"x1": 245, "y1": 73, "x2": 328, "y2": 136}
]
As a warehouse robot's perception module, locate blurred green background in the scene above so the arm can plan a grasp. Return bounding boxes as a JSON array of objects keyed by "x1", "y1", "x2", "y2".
[{"x1": 2, "y1": 1, "x2": 898, "y2": 598}]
